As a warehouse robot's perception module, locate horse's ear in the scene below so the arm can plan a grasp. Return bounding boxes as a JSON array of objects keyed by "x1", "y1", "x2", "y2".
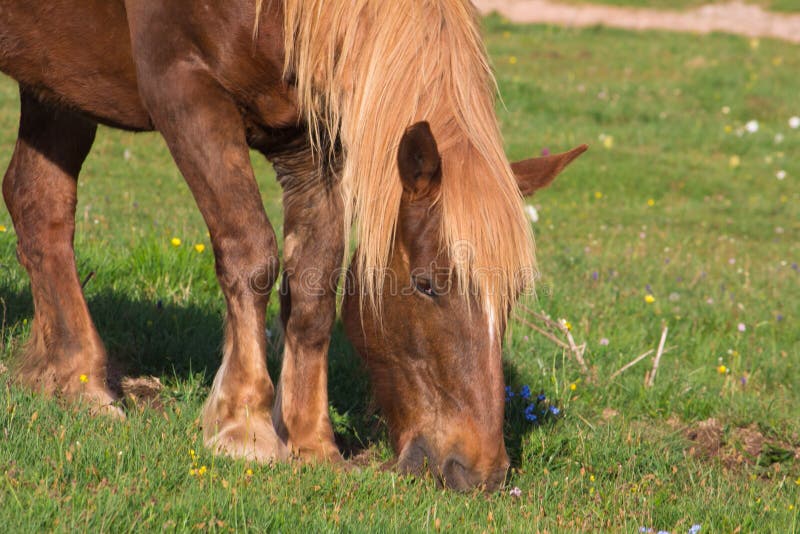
[
  {"x1": 511, "y1": 144, "x2": 588, "y2": 196},
  {"x1": 398, "y1": 121, "x2": 441, "y2": 198}
]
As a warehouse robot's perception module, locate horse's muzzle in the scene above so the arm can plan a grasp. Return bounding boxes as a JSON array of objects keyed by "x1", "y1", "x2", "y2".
[{"x1": 397, "y1": 436, "x2": 510, "y2": 492}]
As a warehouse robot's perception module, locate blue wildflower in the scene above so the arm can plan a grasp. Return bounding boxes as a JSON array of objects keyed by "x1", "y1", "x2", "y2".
[
  {"x1": 520, "y1": 385, "x2": 531, "y2": 400},
  {"x1": 537, "y1": 393, "x2": 546, "y2": 402},
  {"x1": 688, "y1": 525, "x2": 701, "y2": 534},
  {"x1": 549, "y1": 406, "x2": 561, "y2": 416},
  {"x1": 524, "y1": 404, "x2": 538, "y2": 422},
  {"x1": 505, "y1": 386, "x2": 514, "y2": 402}
]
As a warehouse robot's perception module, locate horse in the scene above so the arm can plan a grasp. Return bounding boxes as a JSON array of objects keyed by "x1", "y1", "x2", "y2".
[{"x1": 0, "y1": 0, "x2": 585, "y2": 491}]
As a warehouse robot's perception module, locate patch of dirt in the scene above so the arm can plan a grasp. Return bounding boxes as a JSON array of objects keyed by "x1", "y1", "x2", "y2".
[
  {"x1": 473, "y1": 0, "x2": 800, "y2": 44},
  {"x1": 685, "y1": 417, "x2": 724, "y2": 459},
  {"x1": 601, "y1": 407, "x2": 619, "y2": 421},
  {"x1": 120, "y1": 375, "x2": 164, "y2": 409},
  {"x1": 684, "y1": 417, "x2": 800, "y2": 470}
]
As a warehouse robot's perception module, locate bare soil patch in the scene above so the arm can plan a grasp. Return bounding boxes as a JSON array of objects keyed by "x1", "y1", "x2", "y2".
[
  {"x1": 474, "y1": 0, "x2": 800, "y2": 43},
  {"x1": 684, "y1": 417, "x2": 800, "y2": 470}
]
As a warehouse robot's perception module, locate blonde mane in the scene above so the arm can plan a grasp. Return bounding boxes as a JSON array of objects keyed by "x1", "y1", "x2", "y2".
[{"x1": 281, "y1": 0, "x2": 536, "y2": 322}]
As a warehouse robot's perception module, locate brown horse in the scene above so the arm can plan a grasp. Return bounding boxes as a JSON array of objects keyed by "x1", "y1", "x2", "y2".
[{"x1": 0, "y1": 0, "x2": 585, "y2": 490}]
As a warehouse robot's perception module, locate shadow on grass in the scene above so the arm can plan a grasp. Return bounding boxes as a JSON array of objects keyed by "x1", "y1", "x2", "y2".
[
  {"x1": 2, "y1": 280, "x2": 532, "y2": 462},
  {"x1": 0, "y1": 281, "x2": 382, "y2": 456}
]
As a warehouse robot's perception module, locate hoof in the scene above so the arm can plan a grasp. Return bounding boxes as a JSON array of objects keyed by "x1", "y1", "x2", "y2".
[
  {"x1": 205, "y1": 418, "x2": 290, "y2": 463},
  {"x1": 80, "y1": 389, "x2": 126, "y2": 420},
  {"x1": 289, "y1": 440, "x2": 344, "y2": 465},
  {"x1": 15, "y1": 360, "x2": 123, "y2": 419}
]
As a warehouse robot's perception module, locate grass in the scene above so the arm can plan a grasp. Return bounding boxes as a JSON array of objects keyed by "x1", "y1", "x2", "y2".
[
  {"x1": 561, "y1": 0, "x2": 800, "y2": 14},
  {"x1": 1, "y1": 17, "x2": 799, "y2": 533}
]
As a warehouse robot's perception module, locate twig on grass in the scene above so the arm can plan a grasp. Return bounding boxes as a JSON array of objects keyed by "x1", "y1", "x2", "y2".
[
  {"x1": 610, "y1": 349, "x2": 654, "y2": 381},
  {"x1": 513, "y1": 315, "x2": 570, "y2": 350},
  {"x1": 516, "y1": 303, "x2": 589, "y2": 375},
  {"x1": 645, "y1": 325, "x2": 669, "y2": 388}
]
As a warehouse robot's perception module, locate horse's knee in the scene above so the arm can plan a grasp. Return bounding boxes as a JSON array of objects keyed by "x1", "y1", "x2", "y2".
[{"x1": 214, "y1": 227, "x2": 280, "y2": 298}]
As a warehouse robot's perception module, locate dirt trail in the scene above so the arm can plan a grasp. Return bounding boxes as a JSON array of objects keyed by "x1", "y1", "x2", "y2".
[{"x1": 473, "y1": 0, "x2": 800, "y2": 44}]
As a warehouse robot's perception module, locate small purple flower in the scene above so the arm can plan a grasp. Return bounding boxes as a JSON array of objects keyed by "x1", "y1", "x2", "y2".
[
  {"x1": 599, "y1": 337, "x2": 610, "y2": 346},
  {"x1": 737, "y1": 322, "x2": 746, "y2": 332},
  {"x1": 792, "y1": 262, "x2": 798, "y2": 271},
  {"x1": 524, "y1": 404, "x2": 538, "y2": 422},
  {"x1": 740, "y1": 376, "x2": 747, "y2": 386},
  {"x1": 646, "y1": 284, "x2": 652, "y2": 293},
  {"x1": 509, "y1": 486, "x2": 522, "y2": 497},
  {"x1": 541, "y1": 147, "x2": 551, "y2": 156},
  {"x1": 776, "y1": 314, "x2": 783, "y2": 322},
  {"x1": 729, "y1": 258, "x2": 736, "y2": 265},
  {"x1": 520, "y1": 385, "x2": 531, "y2": 400},
  {"x1": 592, "y1": 271, "x2": 599, "y2": 281},
  {"x1": 505, "y1": 386, "x2": 514, "y2": 402},
  {"x1": 688, "y1": 524, "x2": 701, "y2": 534},
  {"x1": 549, "y1": 406, "x2": 560, "y2": 416}
]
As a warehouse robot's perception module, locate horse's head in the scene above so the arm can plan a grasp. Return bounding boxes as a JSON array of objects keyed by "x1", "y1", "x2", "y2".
[{"x1": 343, "y1": 122, "x2": 586, "y2": 491}]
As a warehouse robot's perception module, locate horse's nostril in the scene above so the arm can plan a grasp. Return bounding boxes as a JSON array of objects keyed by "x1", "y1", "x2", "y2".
[
  {"x1": 441, "y1": 457, "x2": 473, "y2": 491},
  {"x1": 397, "y1": 437, "x2": 434, "y2": 476},
  {"x1": 484, "y1": 463, "x2": 510, "y2": 492}
]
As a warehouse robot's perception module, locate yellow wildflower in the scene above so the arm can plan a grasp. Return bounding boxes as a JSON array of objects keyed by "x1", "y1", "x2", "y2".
[
  {"x1": 194, "y1": 244, "x2": 205, "y2": 253},
  {"x1": 0, "y1": 225, "x2": 6, "y2": 232},
  {"x1": 602, "y1": 136, "x2": 614, "y2": 149},
  {"x1": 594, "y1": 191, "x2": 603, "y2": 199},
  {"x1": 509, "y1": 56, "x2": 518, "y2": 65},
  {"x1": 729, "y1": 155, "x2": 741, "y2": 168},
  {"x1": 570, "y1": 383, "x2": 577, "y2": 391},
  {"x1": 198, "y1": 465, "x2": 207, "y2": 476},
  {"x1": 645, "y1": 294, "x2": 656, "y2": 304},
  {"x1": 171, "y1": 237, "x2": 181, "y2": 247},
  {"x1": 79, "y1": 374, "x2": 88, "y2": 384},
  {"x1": 246, "y1": 469, "x2": 253, "y2": 476},
  {"x1": 717, "y1": 365, "x2": 727, "y2": 374},
  {"x1": 647, "y1": 199, "x2": 655, "y2": 207}
]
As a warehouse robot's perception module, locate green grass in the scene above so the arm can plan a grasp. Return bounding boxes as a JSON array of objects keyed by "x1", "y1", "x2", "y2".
[
  {"x1": 562, "y1": 0, "x2": 800, "y2": 13},
  {"x1": 2, "y1": 19, "x2": 799, "y2": 532}
]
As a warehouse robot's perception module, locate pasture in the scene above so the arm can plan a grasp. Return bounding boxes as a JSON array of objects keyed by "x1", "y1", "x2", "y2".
[
  {"x1": 1, "y1": 14, "x2": 798, "y2": 533},
  {"x1": 564, "y1": 0, "x2": 799, "y2": 12}
]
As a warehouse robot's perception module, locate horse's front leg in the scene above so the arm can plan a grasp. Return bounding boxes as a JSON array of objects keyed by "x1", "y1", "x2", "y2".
[
  {"x1": 130, "y1": 65, "x2": 287, "y2": 462},
  {"x1": 2, "y1": 88, "x2": 119, "y2": 415},
  {"x1": 271, "y1": 147, "x2": 344, "y2": 462}
]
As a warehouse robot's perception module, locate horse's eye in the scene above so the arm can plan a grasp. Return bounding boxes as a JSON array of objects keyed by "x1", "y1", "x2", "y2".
[{"x1": 412, "y1": 277, "x2": 436, "y2": 297}]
